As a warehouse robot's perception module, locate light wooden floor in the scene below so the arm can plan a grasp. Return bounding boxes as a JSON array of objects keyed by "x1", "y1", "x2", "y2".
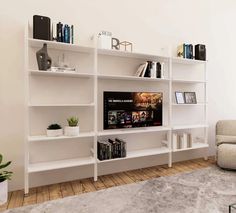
[{"x1": 0, "y1": 157, "x2": 215, "y2": 211}]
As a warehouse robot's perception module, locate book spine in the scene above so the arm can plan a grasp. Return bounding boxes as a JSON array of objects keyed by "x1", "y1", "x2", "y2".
[
  {"x1": 173, "y1": 133, "x2": 178, "y2": 150},
  {"x1": 183, "y1": 133, "x2": 188, "y2": 149}
]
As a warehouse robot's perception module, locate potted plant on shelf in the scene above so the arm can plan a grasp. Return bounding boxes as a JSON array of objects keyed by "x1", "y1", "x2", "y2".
[
  {"x1": 0, "y1": 154, "x2": 12, "y2": 205},
  {"x1": 46, "y1": 124, "x2": 63, "y2": 137},
  {"x1": 64, "y1": 116, "x2": 79, "y2": 136}
]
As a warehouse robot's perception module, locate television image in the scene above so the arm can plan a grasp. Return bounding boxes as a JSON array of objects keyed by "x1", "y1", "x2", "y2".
[{"x1": 104, "y1": 92, "x2": 163, "y2": 129}]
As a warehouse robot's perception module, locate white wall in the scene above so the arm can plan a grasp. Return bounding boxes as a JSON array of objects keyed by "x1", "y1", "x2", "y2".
[{"x1": 0, "y1": 0, "x2": 235, "y2": 191}]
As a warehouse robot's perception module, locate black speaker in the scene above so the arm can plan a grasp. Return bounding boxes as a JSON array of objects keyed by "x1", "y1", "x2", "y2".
[
  {"x1": 33, "y1": 15, "x2": 51, "y2": 40},
  {"x1": 195, "y1": 44, "x2": 206, "y2": 61}
]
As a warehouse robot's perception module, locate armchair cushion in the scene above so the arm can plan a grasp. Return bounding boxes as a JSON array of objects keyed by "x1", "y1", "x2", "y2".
[{"x1": 216, "y1": 135, "x2": 236, "y2": 146}]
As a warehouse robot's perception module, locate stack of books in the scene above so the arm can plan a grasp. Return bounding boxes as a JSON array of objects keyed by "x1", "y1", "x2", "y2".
[
  {"x1": 134, "y1": 61, "x2": 164, "y2": 79},
  {"x1": 177, "y1": 44, "x2": 193, "y2": 59},
  {"x1": 97, "y1": 138, "x2": 127, "y2": 161}
]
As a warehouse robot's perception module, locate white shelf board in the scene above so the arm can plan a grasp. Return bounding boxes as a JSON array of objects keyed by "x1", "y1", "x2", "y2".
[
  {"x1": 98, "y1": 74, "x2": 169, "y2": 82},
  {"x1": 98, "y1": 147, "x2": 170, "y2": 163},
  {"x1": 98, "y1": 48, "x2": 169, "y2": 61},
  {"x1": 172, "y1": 79, "x2": 206, "y2": 84},
  {"x1": 172, "y1": 124, "x2": 208, "y2": 130},
  {"x1": 172, "y1": 103, "x2": 206, "y2": 106},
  {"x1": 28, "y1": 103, "x2": 95, "y2": 107},
  {"x1": 29, "y1": 132, "x2": 95, "y2": 142},
  {"x1": 98, "y1": 126, "x2": 171, "y2": 136},
  {"x1": 28, "y1": 157, "x2": 95, "y2": 173},
  {"x1": 172, "y1": 57, "x2": 206, "y2": 65},
  {"x1": 29, "y1": 70, "x2": 95, "y2": 78},
  {"x1": 173, "y1": 142, "x2": 209, "y2": 152},
  {"x1": 28, "y1": 38, "x2": 94, "y2": 53}
]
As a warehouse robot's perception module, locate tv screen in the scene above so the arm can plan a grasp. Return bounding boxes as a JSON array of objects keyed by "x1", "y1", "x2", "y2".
[{"x1": 104, "y1": 92, "x2": 163, "y2": 129}]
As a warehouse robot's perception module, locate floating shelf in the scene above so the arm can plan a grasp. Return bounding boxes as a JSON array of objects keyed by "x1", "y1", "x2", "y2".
[
  {"x1": 29, "y1": 132, "x2": 95, "y2": 142},
  {"x1": 98, "y1": 126, "x2": 171, "y2": 136},
  {"x1": 29, "y1": 70, "x2": 95, "y2": 78},
  {"x1": 172, "y1": 79, "x2": 206, "y2": 84},
  {"x1": 172, "y1": 57, "x2": 206, "y2": 65},
  {"x1": 97, "y1": 147, "x2": 170, "y2": 163},
  {"x1": 97, "y1": 74, "x2": 169, "y2": 82},
  {"x1": 172, "y1": 103, "x2": 206, "y2": 106},
  {"x1": 28, "y1": 103, "x2": 95, "y2": 107},
  {"x1": 28, "y1": 157, "x2": 95, "y2": 173},
  {"x1": 28, "y1": 38, "x2": 94, "y2": 53},
  {"x1": 172, "y1": 124, "x2": 208, "y2": 130},
  {"x1": 172, "y1": 142, "x2": 208, "y2": 152},
  {"x1": 98, "y1": 48, "x2": 169, "y2": 61}
]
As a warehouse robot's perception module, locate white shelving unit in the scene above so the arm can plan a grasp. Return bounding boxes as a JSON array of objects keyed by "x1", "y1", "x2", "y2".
[{"x1": 24, "y1": 26, "x2": 208, "y2": 194}]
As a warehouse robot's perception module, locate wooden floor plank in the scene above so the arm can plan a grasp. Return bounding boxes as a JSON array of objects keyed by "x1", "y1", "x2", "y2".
[
  {"x1": 8, "y1": 190, "x2": 24, "y2": 209},
  {"x1": 91, "y1": 177, "x2": 106, "y2": 190},
  {"x1": 71, "y1": 180, "x2": 83, "y2": 195},
  {"x1": 48, "y1": 183, "x2": 62, "y2": 200},
  {"x1": 6, "y1": 157, "x2": 214, "y2": 210},
  {"x1": 23, "y1": 188, "x2": 37, "y2": 206},
  {"x1": 60, "y1": 182, "x2": 74, "y2": 198},
  {"x1": 36, "y1": 186, "x2": 49, "y2": 204}
]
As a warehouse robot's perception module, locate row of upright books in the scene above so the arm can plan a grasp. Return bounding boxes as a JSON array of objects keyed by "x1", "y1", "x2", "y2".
[
  {"x1": 173, "y1": 133, "x2": 193, "y2": 150},
  {"x1": 177, "y1": 44, "x2": 193, "y2": 59},
  {"x1": 134, "y1": 61, "x2": 165, "y2": 79},
  {"x1": 97, "y1": 138, "x2": 127, "y2": 161}
]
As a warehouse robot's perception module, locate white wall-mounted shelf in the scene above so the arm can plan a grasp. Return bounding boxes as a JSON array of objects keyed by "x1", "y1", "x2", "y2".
[
  {"x1": 98, "y1": 126, "x2": 171, "y2": 136},
  {"x1": 24, "y1": 35, "x2": 208, "y2": 194},
  {"x1": 28, "y1": 38, "x2": 94, "y2": 53},
  {"x1": 28, "y1": 103, "x2": 95, "y2": 107},
  {"x1": 29, "y1": 132, "x2": 95, "y2": 142},
  {"x1": 30, "y1": 70, "x2": 95, "y2": 78},
  {"x1": 97, "y1": 147, "x2": 170, "y2": 163},
  {"x1": 28, "y1": 157, "x2": 95, "y2": 173},
  {"x1": 172, "y1": 142, "x2": 209, "y2": 153},
  {"x1": 98, "y1": 74, "x2": 169, "y2": 82}
]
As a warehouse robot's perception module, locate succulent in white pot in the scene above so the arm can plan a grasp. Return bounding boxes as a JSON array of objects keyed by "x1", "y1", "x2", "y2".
[
  {"x1": 64, "y1": 116, "x2": 79, "y2": 136},
  {"x1": 0, "y1": 154, "x2": 12, "y2": 205},
  {"x1": 46, "y1": 124, "x2": 63, "y2": 137}
]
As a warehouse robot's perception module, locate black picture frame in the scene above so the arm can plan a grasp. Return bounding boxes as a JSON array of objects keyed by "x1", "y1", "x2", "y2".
[
  {"x1": 175, "y1": 92, "x2": 185, "y2": 104},
  {"x1": 184, "y1": 92, "x2": 197, "y2": 104}
]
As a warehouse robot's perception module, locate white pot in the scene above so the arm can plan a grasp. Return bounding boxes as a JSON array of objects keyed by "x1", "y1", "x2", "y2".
[
  {"x1": 64, "y1": 126, "x2": 80, "y2": 136},
  {"x1": 0, "y1": 180, "x2": 8, "y2": 205},
  {"x1": 46, "y1": 129, "x2": 63, "y2": 137}
]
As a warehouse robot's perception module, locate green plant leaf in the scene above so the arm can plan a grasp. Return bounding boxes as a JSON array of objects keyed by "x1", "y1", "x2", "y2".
[
  {"x1": 0, "y1": 161, "x2": 11, "y2": 169},
  {"x1": 0, "y1": 154, "x2": 2, "y2": 164}
]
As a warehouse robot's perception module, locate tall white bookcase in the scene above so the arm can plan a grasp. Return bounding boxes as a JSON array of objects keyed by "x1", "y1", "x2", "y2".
[{"x1": 24, "y1": 25, "x2": 208, "y2": 194}]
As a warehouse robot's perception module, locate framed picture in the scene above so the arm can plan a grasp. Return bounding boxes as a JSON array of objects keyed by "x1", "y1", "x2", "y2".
[
  {"x1": 175, "y1": 92, "x2": 185, "y2": 104},
  {"x1": 184, "y1": 92, "x2": 197, "y2": 104}
]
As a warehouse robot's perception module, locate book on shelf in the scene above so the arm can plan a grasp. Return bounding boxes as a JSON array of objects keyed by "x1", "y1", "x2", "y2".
[
  {"x1": 97, "y1": 138, "x2": 127, "y2": 161},
  {"x1": 177, "y1": 43, "x2": 193, "y2": 59},
  {"x1": 173, "y1": 133, "x2": 193, "y2": 150}
]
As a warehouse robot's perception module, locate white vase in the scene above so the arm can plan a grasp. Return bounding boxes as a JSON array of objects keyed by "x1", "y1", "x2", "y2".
[
  {"x1": 46, "y1": 129, "x2": 63, "y2": 137},
  {"x1": 64, "y1": 126, "x2": 80, "y2": 136},
  {"x1": 0, "y1": 180, "x2": 8, "y2": 205}
]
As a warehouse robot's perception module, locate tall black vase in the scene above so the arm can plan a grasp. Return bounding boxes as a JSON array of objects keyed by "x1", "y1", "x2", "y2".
[{"x1": 36, "y1": 43, "x2": 52, "y2": 70}]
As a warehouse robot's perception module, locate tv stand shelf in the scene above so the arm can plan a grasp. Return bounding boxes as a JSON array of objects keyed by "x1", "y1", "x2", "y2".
[{"x1": 24, "y1": 32, "x2": 208, "y2": 194}]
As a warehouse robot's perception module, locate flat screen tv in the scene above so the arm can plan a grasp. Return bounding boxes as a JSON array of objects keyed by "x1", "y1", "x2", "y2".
[{"x1": 104, "y1": 92, "x2": 163, "y2": 129}]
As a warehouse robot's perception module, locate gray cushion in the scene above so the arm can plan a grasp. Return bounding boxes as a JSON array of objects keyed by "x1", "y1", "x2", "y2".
[
  {"x1": 217, "y1": 143, "x2": 236, "y2": 169},
  {"x1": 216, "y1": 120, "x2": 236, "y2": 136}
]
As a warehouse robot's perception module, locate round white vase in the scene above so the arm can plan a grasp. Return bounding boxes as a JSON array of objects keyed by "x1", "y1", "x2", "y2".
[
  {"x1": 46, "y1": 129, "x2": 63, "y2": 137},
  {"x1": 64, "y1": 126, "x2": 80, "y2": 136},
  {"x1": 0, "y1": 180, "x2": 8, "y2": 205}
]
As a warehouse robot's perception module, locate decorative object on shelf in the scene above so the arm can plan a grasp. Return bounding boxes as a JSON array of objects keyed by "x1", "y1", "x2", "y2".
[
  {"x1": 36, "y1": 43, "x2": 52, "y2": 71},
  {"x1": 64, "y1": 116, "x2": 79, "y2": 136},
  {"x1": 172, "y1": 133, "x2": 193, "y2": 150},
  {"x1": 175, "y1": 92, "x2": 185, "y2": 104},
  {"x1": 97, "y1": 138, "x2": 127, "y2": 161},
  {"x1": 177, "y1": 43, "x2": 193, "y2": 59},
  {"x1": 53, "y1": 22, "x2": 74, "y2": 44},
  {"x1": 195, "y1": 44, "x2": 206, "y2": 61},
  {"x1": 119, "y1": 41, "x2": 133, "y2": 52},
  {"x1": 98, "y1": 31, "x2": 112, "y2": 49},
  {"x1": 46, "y1": 124, "x2": 63, "y2": 137},
  {"x1": 0, "y1": 154, "x2": 12, "y2": 205},
  {"x1": 184, "y1": 92, "x2": 197, "y2": 104},
  {"x1": 33, "y1": 15, "x2": 51, "y2": 41},
  {"x1": 111, "y1": 38, "x2": 120, "y2": 50}
]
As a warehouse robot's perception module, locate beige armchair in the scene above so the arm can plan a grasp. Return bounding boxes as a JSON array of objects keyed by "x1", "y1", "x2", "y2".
[{"x1": 216, "y1": 120, "x2": 236, "y2": 169}]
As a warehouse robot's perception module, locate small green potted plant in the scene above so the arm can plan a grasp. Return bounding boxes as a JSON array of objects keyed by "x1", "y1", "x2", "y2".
[
  {"x1": 46, "y1": 123, "x2": 63, "y2": 137},
  {"x1": 64, "y1": 116, "x2": 79, "y2": 136},
  {"x1": 0, "y1": 154, "x2": 12, "y2": 205}
]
